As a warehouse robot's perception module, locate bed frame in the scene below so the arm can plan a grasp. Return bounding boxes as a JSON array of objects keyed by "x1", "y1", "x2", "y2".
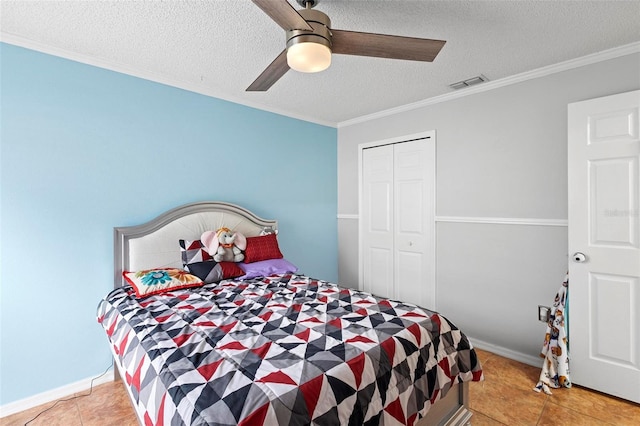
[{"x1": 112, "y1": 201, "x2": 472, "y2": 426}]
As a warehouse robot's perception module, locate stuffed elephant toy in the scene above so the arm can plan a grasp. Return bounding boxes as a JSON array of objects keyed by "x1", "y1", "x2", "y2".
[{"x1": 201, "y1": 228, "x2": 247, "y2": 262}]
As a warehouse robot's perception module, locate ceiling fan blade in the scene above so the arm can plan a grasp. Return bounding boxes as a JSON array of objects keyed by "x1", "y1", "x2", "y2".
[
  {"x1": 251, "y1": 0, "x2": 313, "y2": 31},
  {"x1": 332, "y1": 29, "x2": 446, "y2": 62},
  {"x1": 246, "y1": 49, "x2": 290, "y2": 91}
]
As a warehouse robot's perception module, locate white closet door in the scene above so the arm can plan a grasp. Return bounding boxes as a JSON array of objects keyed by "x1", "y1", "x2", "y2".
[
  {"x1": 361, "y1": 137, "x2": 435, "y2": 309},
  {"x1": 362, "y1": 144, "x2": 394, "y2": 299},
  {"x1": 394, "y1": 140, "x2": 435, "y2": 309}
]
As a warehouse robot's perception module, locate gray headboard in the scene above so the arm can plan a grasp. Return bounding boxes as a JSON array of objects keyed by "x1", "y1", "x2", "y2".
[{"x1": 114, "y1": 201, "x2": 278, "y2": 288}]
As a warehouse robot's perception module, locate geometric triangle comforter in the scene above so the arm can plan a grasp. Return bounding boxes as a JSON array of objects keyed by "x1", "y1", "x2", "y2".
[{"x1": 97, "y1": 274, "x2": 483, "y2": 425}]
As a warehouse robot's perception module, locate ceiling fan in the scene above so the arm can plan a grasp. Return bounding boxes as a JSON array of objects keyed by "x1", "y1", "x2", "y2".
[{"x1": 247, "y1": 0, "x2": 446, "y2": 91}]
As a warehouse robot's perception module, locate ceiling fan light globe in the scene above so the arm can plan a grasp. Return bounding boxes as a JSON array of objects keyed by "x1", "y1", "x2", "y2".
[{"x1": 287, "y1": 42, "x2": 331, "y2": 73}]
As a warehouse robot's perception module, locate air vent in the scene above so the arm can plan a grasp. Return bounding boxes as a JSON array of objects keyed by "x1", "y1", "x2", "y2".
[{"x1": 449, "y1": 74, "x2": 489, "y2": 90}]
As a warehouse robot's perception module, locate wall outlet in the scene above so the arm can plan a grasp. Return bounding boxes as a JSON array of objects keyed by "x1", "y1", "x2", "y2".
[{"x1": 538, "y1": 305, "x2": 551, "y2": 322}]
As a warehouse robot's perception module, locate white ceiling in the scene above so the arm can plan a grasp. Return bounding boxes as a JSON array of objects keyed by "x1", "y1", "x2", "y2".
[{"x1": 2, "y1": 0, "x2": 640, "y2": 126}]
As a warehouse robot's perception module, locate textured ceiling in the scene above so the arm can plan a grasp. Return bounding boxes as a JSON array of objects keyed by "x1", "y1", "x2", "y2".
[{"x1": 2, "y1": 0, "x2": 640, "y2": 126}]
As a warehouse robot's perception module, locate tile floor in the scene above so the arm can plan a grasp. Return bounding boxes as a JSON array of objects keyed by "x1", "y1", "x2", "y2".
[
  {"x1": 470, "y1": 349, "x2": 640, "y2": 425},
  {"x1": 2, "y1": 349, "x2": 639, "y2": 425}
]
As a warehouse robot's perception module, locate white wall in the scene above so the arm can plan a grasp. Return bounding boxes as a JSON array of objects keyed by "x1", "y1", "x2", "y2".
[{"x1": 337, "y1": 52, "x2": 640, "y2": 362}]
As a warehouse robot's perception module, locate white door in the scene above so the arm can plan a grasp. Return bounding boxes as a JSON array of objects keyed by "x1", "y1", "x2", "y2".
[
  {"x1": 360, "y1": 135, "x2": 436, "y2": 310},
  {"x1": 362, "y1": 144, "x2": 395, "y2": 299},
  {"x1": 394, "y1": 141, "x2": 435, "y2": 308},
  {"x1": 568, "y1": 90, "x2": 640, "y2": 403}
]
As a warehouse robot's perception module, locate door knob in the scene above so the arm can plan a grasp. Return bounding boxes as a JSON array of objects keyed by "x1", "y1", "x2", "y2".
[{"x1": 572, "y1": 252, "x2": 587, "y2": 263}]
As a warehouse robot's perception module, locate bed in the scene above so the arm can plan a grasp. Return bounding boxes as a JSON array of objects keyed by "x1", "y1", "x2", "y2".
[{"x1": 97, "y1": 201, "x2": 483, "y2": 425}]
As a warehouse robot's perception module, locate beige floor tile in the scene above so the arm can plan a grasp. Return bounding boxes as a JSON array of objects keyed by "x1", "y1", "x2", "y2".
[
  {"x1": 547, "y1": 385, "x2": 640, "y2": 425},
  {"x1": 480, "y1": 353, "x2": 543, "y2": 393},
  {"x1": 470, "y1": 409, "x2": 507, "y2": 425},
  {"x1": 470, "y1": 378, "x2": 547, "y2": 425},
  {"x1": 538, "y1": 401, "x2": 613, "y2": 426},
  {"x1": 76, "y1": 381, "x2": 138, "y2": 426}
]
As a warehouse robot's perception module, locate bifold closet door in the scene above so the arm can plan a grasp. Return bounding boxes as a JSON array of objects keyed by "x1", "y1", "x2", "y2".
[
  {"x1": 362, "y1": 138, "x2": 434, "y2": 309},
  {"x1": 362, "y1": 144, "x2": 394, "y2": 299},
  {"x1": 393, "y1": 141, "x2": 432, "y2": 307}
]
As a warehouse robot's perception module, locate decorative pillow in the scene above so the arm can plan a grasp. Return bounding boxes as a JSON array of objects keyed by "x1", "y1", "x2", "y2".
[
  {"x1": 186, "y1": 261, "x2": 243, "y2": 284},
  {"x1": 238, "y1": 258, "x2": 298, "y2": 279},
  {"x1": 243, "y1": 233, "x2": 284, "y2": 263},
  {"x1": 123, "y1": 268, "x2": 203, "y2": 298},
  {"x1": 179, "y1": 239, "x2": 243, "y2": 283},
  {"x1": 179, "y1": 239, "x2": 213, "y2": 265}
]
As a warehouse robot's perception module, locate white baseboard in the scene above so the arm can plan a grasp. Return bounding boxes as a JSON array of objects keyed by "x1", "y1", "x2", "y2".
[
  {"x1": 469, "y1": 337, "x2": 542, "y2": 368},
  {"x1": 0, "y1": 369, "x2": 114, "y2": 418}
]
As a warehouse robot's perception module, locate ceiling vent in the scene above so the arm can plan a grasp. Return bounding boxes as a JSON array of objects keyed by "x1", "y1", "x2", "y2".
[{"x1": 449, "y1": 74, "x2": 489, "y2": 90}]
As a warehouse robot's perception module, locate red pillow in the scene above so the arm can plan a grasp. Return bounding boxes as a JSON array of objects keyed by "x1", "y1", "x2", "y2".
[
  {"x1": 243, "y1": 234, "x2": 283, "y2": 263},
  {"x1": 219, "y1": 261, "x2": 244, "y2": 279}
]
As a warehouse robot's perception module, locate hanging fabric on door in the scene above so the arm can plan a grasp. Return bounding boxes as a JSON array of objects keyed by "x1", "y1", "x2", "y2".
[{"x1": 533, "y1": 273, "x2": 571, "y2": 395}]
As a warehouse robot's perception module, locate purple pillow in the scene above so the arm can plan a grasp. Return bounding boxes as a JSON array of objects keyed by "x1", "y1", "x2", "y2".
[{"x1": 238, "y1": 258, "x2": 298, "y2": 279}]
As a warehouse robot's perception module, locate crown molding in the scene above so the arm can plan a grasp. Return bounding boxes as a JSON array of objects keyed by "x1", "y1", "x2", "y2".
[
  {"x1": 338, "y1": 41, "x2": 640, "y2": 128},
  {"x1": 3, "y1": 31, "x2": 638, "y2": 130},
  {"x1": 0, "y1": 32, "x2": 336, "y2": 128}
]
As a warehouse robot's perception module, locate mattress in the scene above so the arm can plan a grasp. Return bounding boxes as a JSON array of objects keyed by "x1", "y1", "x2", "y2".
[{"x1": 97, "y1": 274, "x2": 483, "y2": 425}]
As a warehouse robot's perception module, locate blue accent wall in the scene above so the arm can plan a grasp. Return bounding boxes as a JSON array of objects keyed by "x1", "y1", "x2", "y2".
[{"x1": 0, "y1": 43, "x2": 337, "y2": 405}]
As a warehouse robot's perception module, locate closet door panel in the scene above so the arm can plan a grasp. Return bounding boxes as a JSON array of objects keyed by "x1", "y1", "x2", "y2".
[
  {"x1": 368, "y1": 247, "x2": 394, "y2": 298},
  {"x1": 394, "y1": 140, "x2": 432, "y2": 308},
  {"x1": 396, "y1": 251, "x2": 423, "y2": 304},
  {"x1": 362, "y1": 144, "x2": 394, "y2": 299}
]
